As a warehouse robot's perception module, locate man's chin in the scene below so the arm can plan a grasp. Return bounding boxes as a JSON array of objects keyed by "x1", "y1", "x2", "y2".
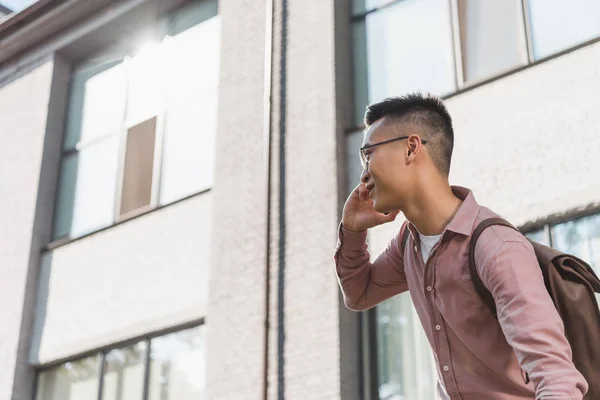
[{"x1": 373, "y1": 201, "x2": 388, "y2": 214}]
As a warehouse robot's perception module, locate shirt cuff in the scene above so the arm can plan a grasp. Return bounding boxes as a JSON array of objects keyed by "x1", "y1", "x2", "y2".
[{"x1": 339, "y1": 223, "x2": 368, "y2": 249}]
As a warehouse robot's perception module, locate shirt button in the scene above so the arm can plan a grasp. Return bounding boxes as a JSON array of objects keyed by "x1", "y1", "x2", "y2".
[
  {"x1": 414, "y1": 245, "x2": 418, "y2": 252},
  {"x1": 443, "y1": 365, "x2": 450, "y2": 372},
  {"x1": 426, "y1": 286, "x2": 432, "y2": 292},
  {"x1": 435, "y1": 325, "x2": 441, "y2": 331}
]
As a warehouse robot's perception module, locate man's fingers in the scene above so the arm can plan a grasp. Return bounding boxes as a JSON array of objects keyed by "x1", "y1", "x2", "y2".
[{"x1": 357, "y1": 183, "x2": 367, "y2": 200}]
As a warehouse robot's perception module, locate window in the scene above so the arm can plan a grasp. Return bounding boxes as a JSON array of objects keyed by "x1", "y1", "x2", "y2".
[
  {"x1": 148, "y1": 327, "x2": 205, "y2": 399},
  {"x1": 375, "y1": 296, "x2": 437, "y2": 400},
  {"x1": 351, "y1": 0, "x2": 600, "y2": 127},
  {"x1": 101, "y1": 342, "x2": 147, "y2": 399},
  {"x1": 52, "y1": 0, "x2": 219, "y2": 240},
  {"x1": 528, "y1": 213, "x2": 600, "y2": 302},
  {"x1": 458, "y1": 0, "x2": 528, "y2": 83},
  {"x1": 527, "y1": 0, "x2": 600, "y2": 60},
  {"x1": 352, "y1": 0, "x2": 456, "y2": 125},
  {"x1": 36, "y1": 325, "x2": 205, "y2": 400},
  {"x1": 35, "y1": 355, "x2": 101, "y2": 400}
]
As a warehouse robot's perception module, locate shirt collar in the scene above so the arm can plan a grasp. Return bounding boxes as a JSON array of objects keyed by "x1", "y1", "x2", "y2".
[
  {"x1": 444, "y1": 186, "x2": 480, "y2": 236},
  {"x1": 407, "y1": 186, "x2": 480, "y2": 238}
]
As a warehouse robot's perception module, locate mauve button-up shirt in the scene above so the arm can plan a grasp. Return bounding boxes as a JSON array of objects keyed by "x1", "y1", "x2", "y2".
[{"x1": 334, "y1": 187, "x2": 588, "y2": 399}]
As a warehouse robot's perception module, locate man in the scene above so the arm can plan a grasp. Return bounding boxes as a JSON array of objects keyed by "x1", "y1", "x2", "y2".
[{"x1": 334, "y1": 93, "x2": 588, "y2": 399}]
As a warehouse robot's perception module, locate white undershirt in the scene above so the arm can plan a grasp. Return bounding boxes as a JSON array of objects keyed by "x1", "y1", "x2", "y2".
[{"x1": 418, "y1": 232, "x2": 442, "y2": 263}]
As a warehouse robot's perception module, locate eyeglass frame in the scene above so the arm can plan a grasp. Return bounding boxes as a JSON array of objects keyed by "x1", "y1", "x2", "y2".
[{"x1": 359, "y1": 136, "x2": 428, "y2": 170}]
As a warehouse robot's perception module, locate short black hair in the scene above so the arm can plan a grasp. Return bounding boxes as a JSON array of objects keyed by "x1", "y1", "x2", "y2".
[{"x1": 364, "y1": 93, "x2": 454, "y2": 176}]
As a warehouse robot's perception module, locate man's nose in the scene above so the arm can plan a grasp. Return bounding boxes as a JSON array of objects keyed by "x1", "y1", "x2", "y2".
[{"x1": 360, "y1": 169, "x2": 370, "y2": 184}]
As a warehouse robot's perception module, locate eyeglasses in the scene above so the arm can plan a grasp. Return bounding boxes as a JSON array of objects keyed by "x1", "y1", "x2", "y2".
[{"x1": 359, "y1": 136, "x2": 428, "y2": 170}]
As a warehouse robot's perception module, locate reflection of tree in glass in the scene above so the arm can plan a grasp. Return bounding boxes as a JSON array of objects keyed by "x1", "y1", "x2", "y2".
[
  {"x1": 148, "y1": 326, "x2": 205, "y2": 400},
  {"x1": 104, "y1": 341, "x2": 147, "y2": 372},
  {"x1": 63, "y1": 355, "x2": 100, "y2": 380},
  {"x1": 587, "y1": 215, "x2": 600, "y2": 269},
  {"x1": 553, "y1": 220, "x2": 582, "y2": 256},
  {"x1": 36, "y1": 354, "x2": 101, "y2": 400},
  {"x1": 564, "y1": 221, "x2": 581, "y2": 255},
  {"x1": 525, "y1": 228, "x2": 549, "y2": 246}
]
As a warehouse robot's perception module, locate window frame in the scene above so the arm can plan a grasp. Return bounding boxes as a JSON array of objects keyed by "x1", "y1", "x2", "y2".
[
  {"x1": 49, "y1": 0, "x2": 219, "y2": 249},
  {"x1": 34, "y1": 319, "x2": 205, "y2": 400}
]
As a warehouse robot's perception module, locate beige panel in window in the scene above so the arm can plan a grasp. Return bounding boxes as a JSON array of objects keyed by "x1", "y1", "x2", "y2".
[
  {"x1": 119, "y1": 117, "x2": 157, "y2": 218},
  {"x1": 458, "y1": 0, "x2": 528, "y2": 83}
]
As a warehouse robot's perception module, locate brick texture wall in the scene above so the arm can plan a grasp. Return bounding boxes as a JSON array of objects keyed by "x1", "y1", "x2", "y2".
[
  {"x1": 0, "y1": 58, "x2": 54, "y2": 400},
  {"x1": 207, "y1": 0, "x2": 351, "y2": 399},
  {"x1": 204, "y1": 0, "x2": 270, "y2": 398}
]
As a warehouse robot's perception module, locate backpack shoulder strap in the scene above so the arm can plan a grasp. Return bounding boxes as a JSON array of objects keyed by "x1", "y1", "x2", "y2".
[{"x1": 469, "y1": 217, "x2": 519, "y2": 318}]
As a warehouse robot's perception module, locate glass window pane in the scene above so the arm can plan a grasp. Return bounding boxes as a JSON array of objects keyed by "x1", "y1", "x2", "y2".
[
  {"x1": 458, "y1": 0, "x2": 528, "y2": 83},
  {"x1": 352, "y1": 19, "x2": 369, "y2": 126},
  {"x1": 119, "y1": 117, "x2": 157, "y2": 217},
  {"x1": 101, "y1": 341, "x2": 147, "y2": 400},
  {"x1": 524, "y1": 227, "x2": 550, "y2": 246},
  {"x1": 165, "y1": 14, "x2": 220, "y2": 104},
  {"x1": 36, "y1": 355, "x2": 101, "y2": 400},
  {"x1": 63, "y1": 60, "x2": 126, "y2": 151},
  {"x1": 552, "y1": 214, "x2": 600, "y2": 302},
  {"x1": 71, "y1": 136, "x2": 119, "y2": 237},
  {"x1": 159, "y1": 91, "x2": 217, "y2": 204},
  {"x1": 126, "y1": 45, "x2": 166, "y2": 127},
  {"x1": 376, "y1": 296, "x2": 437, "y2": 400},
  {"x1": 346, "y1": 130, "x2": 365, "y2": 196},
  {"x1": 360, "y1": 0, "x2": 455, "y2": 108},
  {"x1": 148, "y1": 325, "x2": 205, "y2": 400},
  {"x1": 53, "y1": 136, "x2": 120, "y2": 239},
  {"x1": 53, "y1": 153, "x2": 78, "y2": 240},
  {"x1": 528, "y1": 0, "x2": 600, "y2": 60},
  {"x1": 163, "y1": 0, "x2": 218, "y2": 37}
]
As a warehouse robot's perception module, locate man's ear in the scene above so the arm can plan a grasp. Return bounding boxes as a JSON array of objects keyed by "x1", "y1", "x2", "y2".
[{"x1": 406, "y1": 136, "x2": 421, "y2": 160}]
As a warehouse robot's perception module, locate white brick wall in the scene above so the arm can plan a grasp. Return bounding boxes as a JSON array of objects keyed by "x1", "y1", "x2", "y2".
[
  {"x1": 0, "y1": 59, "x2": 54, "y2": 400},
  {"x1": 274, "y1": 0, "x2": 342, "y2": 399},
  {"x1": 204, "y1": 0, "x2": 269, "y2": 398}
]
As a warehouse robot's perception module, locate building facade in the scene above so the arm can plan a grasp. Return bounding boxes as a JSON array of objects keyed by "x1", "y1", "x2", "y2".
[{"x1": 0, "y1": 0, "x2": 599, "y2": 399}]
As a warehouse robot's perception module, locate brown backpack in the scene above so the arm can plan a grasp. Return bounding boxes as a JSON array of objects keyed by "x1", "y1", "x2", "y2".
[{"x1": 401, "y1": 218, "x2": 600, "y2": 397}]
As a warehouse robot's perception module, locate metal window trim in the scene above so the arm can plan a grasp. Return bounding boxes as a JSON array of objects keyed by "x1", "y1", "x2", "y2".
[
  {"x1": 113, "y1": 63, "x2": 132, "y2": 223},
  {"x1": 350, "y1": 0, "x2": 405, "y2": 21},
  {"x1": 33, "y1": 319, "x2": 205, "y2": 372},
  {"x1": 142, "y1": 338, "x2": 152, "y2": 400},
  {"x1": 520, "y1": 205, "x2": 600, "y2": 238},
  {"x1": 520, "y1": 0, "x2": 535, "y2": 63},
  {"x1": 45, "y1": 187, "x2": 211, "y2": 250},
  {"x1": 97, "y1": 352, "x2": 106, "y2": 400},
  {"x1": 449, "y1": 0, "x2": 464, "y2": 90},
  {"x1": 366, "y1": 307, "x2": 379, "y2": 399},
  {"x1": 151, "y1": 106, "x2": 167, "y2": 208},
  {"x1": 544, "y1": 223, "x2": 553, "y2": 248}
]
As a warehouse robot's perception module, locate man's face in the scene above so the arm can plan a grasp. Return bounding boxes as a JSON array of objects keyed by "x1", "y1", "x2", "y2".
[{"x1": 360, "y1": 118, "x2": 411, "y2": 213}]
